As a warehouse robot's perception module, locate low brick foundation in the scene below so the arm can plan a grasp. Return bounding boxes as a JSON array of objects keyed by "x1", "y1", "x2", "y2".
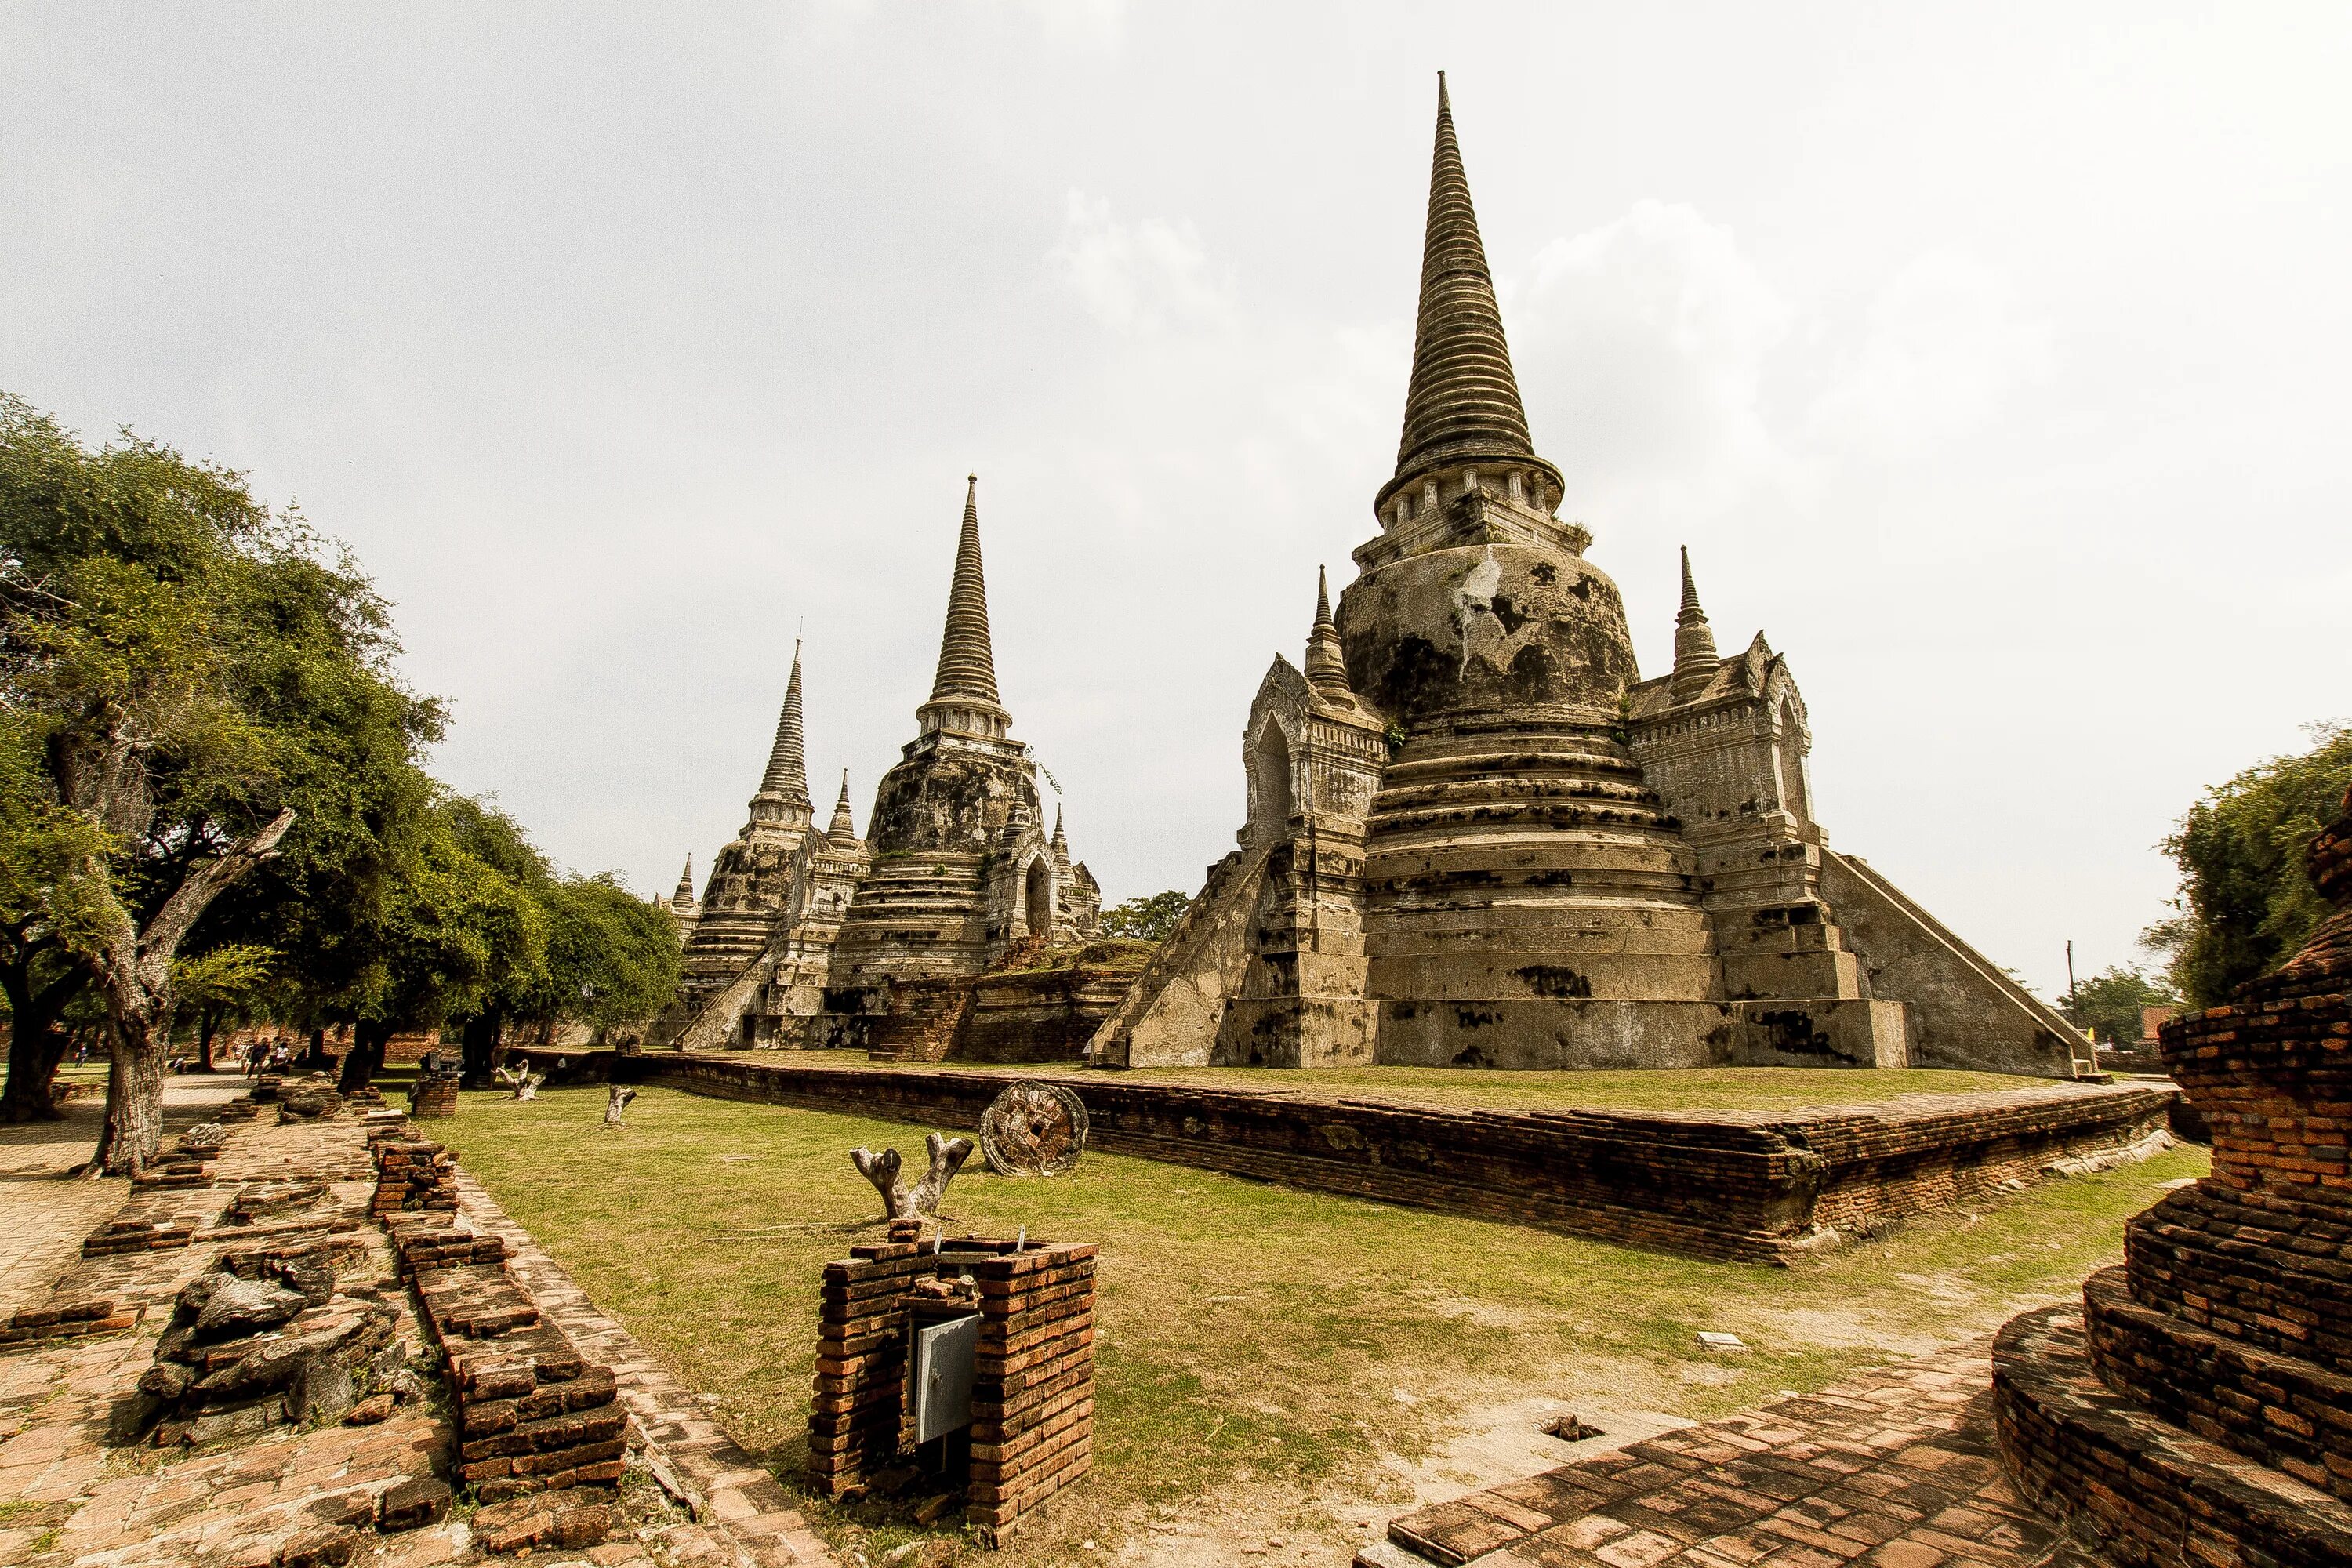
[
  {"x1": 370, "y1": 1139, "x2": 630, "y2": 1506},
  {"x1": 639, "y1": 1054, "x2": 2172, "y2": 1262},
  {"x1": 810, "y1": 1236, "x2": 1096, "y2": 1547}
]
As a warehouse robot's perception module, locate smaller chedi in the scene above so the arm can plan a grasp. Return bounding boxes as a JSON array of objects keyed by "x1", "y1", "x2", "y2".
[
  {"x1": 655, "y1": 479, "x2": 1105, "y2": 1056},
  {"x1": 1091, "y1": 77, "x2": 2092, "y2": 1079}
]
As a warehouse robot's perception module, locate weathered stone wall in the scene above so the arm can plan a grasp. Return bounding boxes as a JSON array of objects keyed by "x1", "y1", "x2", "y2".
[
  {"x1": 632, "y1": 1054, "x2": 2169, "y2": 1263},
  {"x1": 1819, "y1": 850, "x2": 2087, "y2": 1078}
]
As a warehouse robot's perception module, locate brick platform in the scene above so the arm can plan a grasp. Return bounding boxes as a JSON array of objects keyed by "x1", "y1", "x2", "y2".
[
  {"x1": 1362, "y1": 1341, "x2": 2089, "y2": 1568},
  {"x1": 637, "y1": 1052, "x2": 2172, "y2": 1262}
]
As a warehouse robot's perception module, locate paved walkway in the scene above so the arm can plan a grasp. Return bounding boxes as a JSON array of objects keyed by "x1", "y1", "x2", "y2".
[
  {"x1": 0, "y1": 1081, "x2": 839, "y2": 1568},
  {"x1": 1360, "y1": 1344, "x2": 2103, "y2": 1568}
]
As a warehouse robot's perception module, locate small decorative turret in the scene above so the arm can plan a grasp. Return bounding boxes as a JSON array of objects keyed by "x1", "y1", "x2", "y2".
[
  {"x1": 1668, "y1": 546, "x2": 1721, "y2": 703},
  {"x1": 670, "y1": 855, "x2": 698, "y2": 915},
  {"x1": 1051, "y1": 806, "x2": 1072, "y2": 872},
  {"x1": 1305, "y1": 566, "x2": 1354, "y2": 697},
  {"x1": 746, "y1": 641, "x2": 815, "y2": 836},
  {"x1": 827, "y1": 771, "x2": 858, "y2": 845},
  {"x1": 917, "y1": 476, "x2": 1012, "y2": 740}
]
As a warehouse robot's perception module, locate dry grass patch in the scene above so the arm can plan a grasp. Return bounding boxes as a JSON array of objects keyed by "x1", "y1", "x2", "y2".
[{"x1": 438, "y1": 1083, "x2": 2202, "y2": 1566}]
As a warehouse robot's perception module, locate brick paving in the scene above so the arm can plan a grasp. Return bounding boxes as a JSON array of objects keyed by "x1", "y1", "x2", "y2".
[
  {"x1": 0, "y1": 1081, "x2": 837, "y2": 1568},
  {"x1": 1359, "y1": 1342, "x2": 2104, "y2": 1568},
  {"x1": 456, "y1": 1170, "x2": 834, "y2": 1566}
]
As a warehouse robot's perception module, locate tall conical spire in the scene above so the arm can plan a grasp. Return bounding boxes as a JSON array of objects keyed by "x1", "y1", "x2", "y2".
[
  {"x1": 920, "y1": 475, "x2": 1010, "y2": 737},
  {"x1": 1305, "y1": 565, "x2": 1352, "y2": 695},
  {"x1": 1381, "y1": 74, "x2": 1559, "y2": 517},
  {"x1": 1669, "y1": 546, "x2": 1721, "y2": 702},
  {"x1": 673, "y1": 855, "x2": 696, "y2": 906},
  {"x1": 746, "y1": 642, "x2": 814, "y2": 835},
  {"x1": 827, "y1": 770, "x2": 858, "y2": 844}
]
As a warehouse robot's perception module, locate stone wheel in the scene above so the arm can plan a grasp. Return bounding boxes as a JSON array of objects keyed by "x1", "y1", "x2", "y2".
[{"x1": 979, "y1": 1081, "x2": 1089, "y2": 1177}]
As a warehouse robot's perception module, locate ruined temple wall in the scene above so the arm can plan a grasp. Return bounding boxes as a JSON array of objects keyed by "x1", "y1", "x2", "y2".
[{"x1": 1818, "y1": 851, "x2": 2086, "y2": 1079}]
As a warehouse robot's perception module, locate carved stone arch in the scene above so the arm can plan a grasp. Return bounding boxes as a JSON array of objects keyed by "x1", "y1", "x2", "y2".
[
  {"x1": 1763, "y1": 670, "x2": 1813, "y2": 826},
  {"x1": 1023, "y1": 851, "x2": 1054, "y2": 941},
  {"x1": 1246, "y1": 708, "x2": 1303, "y2": 846}
]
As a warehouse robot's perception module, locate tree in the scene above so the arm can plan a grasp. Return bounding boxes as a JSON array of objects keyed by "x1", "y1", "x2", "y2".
[
  {"x1": 0, "y1": 395, "x2": 434, "y2": 1171},
  {"x1": 2147, "y1": 722, "x2": 2352, "y2": 1007},
  {"x1": 2058, "y1": 964, "x2": 2176, "y2": 1046},
  {"x1": 172, "y1": 942, "x2": 274, "y2": 1071},
  {"x1": 514, "y1": 874, "x2": 681, "y2": 1041},
  {"x1": 1100, "y1": 889, "x2": 1190, "y2": 944},
  {"x1": 0, "y1": 704, "x2": 107, "y2": 1119}
]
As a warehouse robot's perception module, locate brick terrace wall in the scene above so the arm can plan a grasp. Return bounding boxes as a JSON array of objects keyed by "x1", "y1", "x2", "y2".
[
  {"x1": 372, "y1": 1141, "x2": 630, "y2": 1503},
  {"x1": 808, "y1": 1239, "x2": 1097, "y2": 1547},
  {"x1": 637, "y1": 1054, "x2": 2172, "y2": 1263}
]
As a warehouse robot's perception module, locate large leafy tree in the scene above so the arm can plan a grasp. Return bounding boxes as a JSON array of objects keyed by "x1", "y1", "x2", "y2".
[
  {"x1": 0, "y1": 394, "x2": 437, "y2": 1168},
  {"x1": 2147, "y1": 721, "x2": 2352, "y2": 1006},
  {"x1": 1100, "y1": 889, "x2": 1190, "y2": 944}
]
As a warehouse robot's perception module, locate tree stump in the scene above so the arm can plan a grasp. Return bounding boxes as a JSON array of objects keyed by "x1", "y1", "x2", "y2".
[
  {"x1": 850, "y1": 1132, "x2": 975, "y2": 1221},
  {"x1": 494, "y1": 1065, "x2": 543, "y2": 1102},
  {"x1": 603, "y1": 1085, "x2": 636, "y2": 1127}
]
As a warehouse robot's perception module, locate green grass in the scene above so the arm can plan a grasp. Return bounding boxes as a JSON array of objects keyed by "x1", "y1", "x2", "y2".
[
  {"x1": 751, "y1": 1052, "x2": 2073, "y2": 1116},
  {"x1": 439, "y1": 1083, "x2": 2202, "y2": 1564}
]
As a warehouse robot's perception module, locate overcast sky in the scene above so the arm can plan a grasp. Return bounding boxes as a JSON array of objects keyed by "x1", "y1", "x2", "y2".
[{"x1": 4, "y1": 3, "x2": 2346, "y2": 998}]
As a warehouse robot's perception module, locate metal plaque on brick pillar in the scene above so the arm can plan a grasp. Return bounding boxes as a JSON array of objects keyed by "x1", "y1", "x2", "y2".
[{"x1": 913, "y1": 1312, "x2": 978, "y2": 1445}]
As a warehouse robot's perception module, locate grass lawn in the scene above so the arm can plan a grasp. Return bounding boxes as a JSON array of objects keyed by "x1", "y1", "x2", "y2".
[
  {"x1": 737, "y1": 1051, "x2": 2078, "y2": 1116},
  {"x1": 439, "y1": 1082, "x2": 2203, "y2": 1566}
]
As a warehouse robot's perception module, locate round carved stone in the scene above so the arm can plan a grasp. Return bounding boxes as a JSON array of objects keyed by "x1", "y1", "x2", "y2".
[{"x1": 979, "y1": 1082, "x2": 1089, "y2": 1178}]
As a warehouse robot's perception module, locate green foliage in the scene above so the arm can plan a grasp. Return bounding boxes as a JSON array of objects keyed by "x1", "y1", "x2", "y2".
[
  {"x1": 2058, "y1": 964, "x2": 2176, "y2": 1045},
  {"x1": 520, "y1": 874, "x2": 681, "y2": 1029},
  {"x1": 1099, "y1": 889, "x2": 1190, "y2": 943},
  {"x1": 2147, "y1": 721, "x2": 2352, "y2": 1006}
]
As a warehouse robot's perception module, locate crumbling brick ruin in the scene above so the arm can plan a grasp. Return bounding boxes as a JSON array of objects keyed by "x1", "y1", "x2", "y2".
[
  {"x1": 1990, "y1": 786, "x2": 2352, "y2": 1561},
  {"x1": 1094, "y1": 78, "x2": 2095, "y2": 1081},
  {"x1": 809, "y1": 1234, "x2": 1097, "y2": 1548},
  {"x1": 658, "y1": 478, "x2": 1104, "y2": 1058}
]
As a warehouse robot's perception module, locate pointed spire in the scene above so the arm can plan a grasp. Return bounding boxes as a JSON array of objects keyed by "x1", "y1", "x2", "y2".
[
  {"x1": 930, "y1": 476, "x2": 1003, "y2": 699},
  {"x1": 1669, "y1": 546, "x2": 1721, "y2": 702},
  {"x1": 673, "y1": 855, "x2": 696, "y2": 906},
  {"x1": 758, "y1": 642, "x2": 811, "y2": 802},
  {"x1": 1305, "y1": 564, "x2": 1353, "y2": 695},
  {"x1": 1380, "y1": 74, "x2": 1560, "y2": 517},
  {"x1": 1051, "y1": 805, "x2": 1067, "y2": 851},
  {"x1": 827, "y1": 770, "x2": 858, "y2": 844}
]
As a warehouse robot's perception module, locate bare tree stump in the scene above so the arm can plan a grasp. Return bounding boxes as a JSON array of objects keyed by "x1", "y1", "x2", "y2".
[
  {"x1": 850, "y1": 1133, "x2": 975, "y2": 1221},
  {"x1": 603, "y1": 1085, "x2": 637, "y2": 1127},
  {"x1": 494, "y1": 1065, "x2": 543, "y2": 1102}
]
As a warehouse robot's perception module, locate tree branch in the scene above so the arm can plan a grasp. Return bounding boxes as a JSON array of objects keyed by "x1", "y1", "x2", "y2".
[{"x1": 136, "y1": 807, "x2": 296, "y2": 988}]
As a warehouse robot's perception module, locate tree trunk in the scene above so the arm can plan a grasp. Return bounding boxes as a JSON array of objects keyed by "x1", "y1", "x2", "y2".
[
  {"x1": 90, "y1": 1018, "x2": 167, "y2": 1176},
  {"x1": 196, "y1": 1007, "x2": 220, "y2": 1073},
  {"x1": 338, "y1": 1020, "x2": 392, "y2": 1093},
  {"x1": 0, "y1": 1023, "x2": 71, "y2": 1123},
  {"x1": 459, "y1": 1007, "x2": 503, "y2": 1090},
  {"x1": 0, "y1": 960, "x2": 85, "y2": 1123},
  {"x1": 88, "y1": 807, "x2": 296, "y2": 1177}
]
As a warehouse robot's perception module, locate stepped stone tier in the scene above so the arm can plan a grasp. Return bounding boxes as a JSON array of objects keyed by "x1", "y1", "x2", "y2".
[
  {"x1": 657, "y1": 478, "x2": 1101, "y2": 1054},
  {"x1": 1991, "y1": 786, "x2": 2352, "y2": 1564},
  {"x1": 1091, "y1": 76, "x2": 2091, "y2": 1079}
]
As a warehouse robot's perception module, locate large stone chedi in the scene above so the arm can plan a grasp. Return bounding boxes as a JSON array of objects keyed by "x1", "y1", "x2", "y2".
[
  {"x1": 1093, "y1": 78, "x2": 2088, "y2": 1077},
  {"x1": 661, "y1": 479, "x2": 1101, "y2": 1053},
  {"x1": 1992, "y1": 789, "x2": 2352, "y2": 1562}
]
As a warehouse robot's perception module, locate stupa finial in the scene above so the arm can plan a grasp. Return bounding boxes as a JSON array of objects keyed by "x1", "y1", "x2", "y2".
[
  {"x1": 921, "y1": 476, "x2": 1008, "y2": 735},
  {"x1": 1668, "y1": 546, "x2": 1721, "y2": 702}
]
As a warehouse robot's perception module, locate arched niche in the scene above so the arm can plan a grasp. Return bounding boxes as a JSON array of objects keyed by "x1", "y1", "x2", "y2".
[
  {"x1": 1775, "y1": 698, "x2": 1811, "y2": 825},
  {"x1": 1247, "y1": 719, "x2": 1296, "y2": 845},
  {"x1": 1024, "y1": 856, "x2": 1053, "y2": 941}
]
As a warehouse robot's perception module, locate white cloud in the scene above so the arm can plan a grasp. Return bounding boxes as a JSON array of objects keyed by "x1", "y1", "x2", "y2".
[
  {"x1": 1508, "y1": 200, "x2": 1797, "y2": 521},
  {"x1": 1049, "y1": 191, "x2": 1235, "y2": 337},
  {"x1": 1806, "y1": 251, "x2": 2055, "y2": 456}
]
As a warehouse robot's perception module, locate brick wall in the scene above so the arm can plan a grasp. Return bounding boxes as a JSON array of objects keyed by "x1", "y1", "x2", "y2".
[
  {"x1": 637, "y1": 1054, "x2": 2172, "y2": 1264},
  {"x1": 808, "y1": 1238, "x2": 1096, "y2": 1547}
]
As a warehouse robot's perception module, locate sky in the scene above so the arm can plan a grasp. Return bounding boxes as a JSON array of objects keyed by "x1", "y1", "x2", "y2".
[{"x1": 3, "y1": 2, "x2": 2347, "y2": 999}]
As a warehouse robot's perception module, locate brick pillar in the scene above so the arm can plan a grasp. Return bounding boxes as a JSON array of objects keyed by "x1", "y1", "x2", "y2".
[
  {"x1": 808, "y1": 1242, "x2": 933, "y2": 1498},
  {"x1": 964, "y1": 1242, "x2": 1097, "y2": 1546}
]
